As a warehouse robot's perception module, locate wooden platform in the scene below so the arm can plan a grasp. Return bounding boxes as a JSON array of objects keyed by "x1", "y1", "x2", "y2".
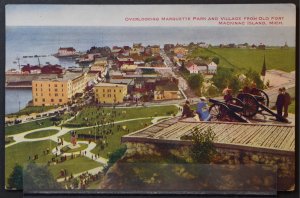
[{"x1": 122, "y1": 117, "x2": 295, "y2": 155}]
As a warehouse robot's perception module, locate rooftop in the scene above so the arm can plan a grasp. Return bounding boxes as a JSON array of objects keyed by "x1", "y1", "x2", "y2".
[
  {"x1": 34, "y1": 72, "x2": 84, "y2": 82},
  {"x1": 94, "y1": 82, "x2": 127, "y2": 88}
]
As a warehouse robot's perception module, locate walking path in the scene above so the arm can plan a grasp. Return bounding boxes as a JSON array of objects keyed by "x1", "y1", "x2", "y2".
[{"x1": 5, "y1": 106, "x2": 178, "y2": 182}]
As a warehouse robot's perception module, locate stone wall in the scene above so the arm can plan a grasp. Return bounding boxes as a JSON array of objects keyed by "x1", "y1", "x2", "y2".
[{"x1": 124, "y1": 142, "x2": 295, "y2": 191}]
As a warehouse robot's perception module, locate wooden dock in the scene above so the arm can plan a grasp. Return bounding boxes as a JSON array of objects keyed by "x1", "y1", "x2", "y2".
[{"x1": 122, "y1": 117, "x2": 295, "y2": 155}]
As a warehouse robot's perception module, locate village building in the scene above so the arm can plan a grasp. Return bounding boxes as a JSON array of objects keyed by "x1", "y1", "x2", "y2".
[
  {"x1": 150, "y1": 45, "x2": 160, "y2": 55},
  {"x1": 207, "y1": 61, "x2": 218, "y2": 74},
  {"x1": 163, "y1": 44, "x2": 175, "y2": 52},
  {"x1": 120, "y1": 64, "x2": 138, "y2": 72},
  {"x1": 117, "y1": 57, "x2": 134, "y2": 67},
  {"x1": 32, "y1": 72, "x2": 87, "y2": 106},
  {"x1": 174, "y1": 46, "x2": 188, "y2": 55},
  {"x1": 186, "y1": 61, "x2": 200, "y2": 74},
  {"x1": 57, "y1": 47, "x2": 76, "y2": 57},
  {"x1": 21, "y1": 64, "x2": 65, "y2": 75},
  {"x1": 154, "y1": 82, "x2": 180, "y2": 101},
  {"x1": 90, "y1": 59, "x2": 107, "y2": 75},
  {"x1": 94, "y1": 82, "x2": 127, "y2": 104}
]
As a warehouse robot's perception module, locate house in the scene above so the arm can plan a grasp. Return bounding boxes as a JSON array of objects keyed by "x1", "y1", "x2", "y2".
[
  {"x1": 154, "y1": 82, "x2": 180, "y2": 100},
  {"x1": 117, "y1": 57, "x2": 134, "y2": 67},
  {"x1": 94, "y1": 82, "x2": 127, "y2": 104},
  {"x1": 174, "y1": 46, "x2": 188, "y2": 55},
  {"x1": 120, "y1": 64, "x2": 138, "y2": 72},
  {"x1": 207, "y1": 61, "x2": 218, "y2": 74},
  {"x1": 186, "y1": 62, "x2": 200, "y2": 74},
  {"x1": 198, "y1": 63, "x2": 209, "y2": 74},
  {"x1": 150, "y1": 45, "x2": 160, "y2": 55},
  {"x1": 131, "y1": 43, "x2": 144, "y2": 55},
  {"x1": 41, "y1": 64, "x2": 64, "y2": 74},
  {"x1": 21, "y1": 64, "x2": 41, "y2": 74},
  {"x1": 90, "y1": 60, "x2": 107, "y2": 75},
  {"x1": 57, "y1": 47, "x2": 76, "y2": 57},
  {"x1": 164, "y1": 44, "x2": 175, "y2": 52}
]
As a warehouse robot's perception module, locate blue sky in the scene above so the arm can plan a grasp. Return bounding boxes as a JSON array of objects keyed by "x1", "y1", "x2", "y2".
[{"x1": 6, "y1": 4, "x2": 296, "y2": 27}]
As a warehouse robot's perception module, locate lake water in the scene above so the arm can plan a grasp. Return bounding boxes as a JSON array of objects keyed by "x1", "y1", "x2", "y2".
[{"x1": 5, "y1": 26, "x2": 295, "y2": 114}]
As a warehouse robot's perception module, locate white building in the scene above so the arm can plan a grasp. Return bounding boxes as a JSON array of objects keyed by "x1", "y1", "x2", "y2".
[{"x1": 207, "y1": 61, "x2": 218, "y2": 74}]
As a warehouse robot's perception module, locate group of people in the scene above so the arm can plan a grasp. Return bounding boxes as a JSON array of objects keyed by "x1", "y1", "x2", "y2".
[
  {"x1": 181, "y1": 97, "x2": 211, "y2": 121},
  {"x1": 276, "y1": 87, "x2": 291, "y2": 118},
  {"x1": 181, "y1": 84, "x2": 292, "y2": 121}
]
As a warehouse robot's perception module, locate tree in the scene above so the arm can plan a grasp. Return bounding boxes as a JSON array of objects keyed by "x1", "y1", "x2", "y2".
[
  {"x1": 229, "y1": 76, "x2": 242, "y2": 94},
  {"x1": 205, "y1": 85, "x2": 219, "y2": 97},
  {"x1": 211, "y1": 67, "x2": 235, "y2": 90},
  {"x1": 246, "y1": 69, "x2": 264, "y2": 89},
  {"x1": 212, "y1": 57, "x2": 220, "y2": 65},
  {"x1": 187, "y1": 74, "x2": 204, "y2": 91},
  {"x1": 23, "y1": 162, "x2": 62, "y2": 190},
  {"x1": 7, "y1": 164, "x2": 23, "y2": 190}
]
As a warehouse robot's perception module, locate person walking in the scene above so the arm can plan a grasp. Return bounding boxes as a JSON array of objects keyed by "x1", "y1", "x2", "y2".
[
  {"x1": 282, "y1": 87, "x2": 291, "y2": 118},
  {"x1": 275, "y1": 88, "x2": 284, "y2": 118}
]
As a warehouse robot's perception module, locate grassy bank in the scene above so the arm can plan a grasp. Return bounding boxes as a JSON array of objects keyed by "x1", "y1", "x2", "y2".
[{"x1": 189, "y1": 47, "x2": 295, "y2": 73}]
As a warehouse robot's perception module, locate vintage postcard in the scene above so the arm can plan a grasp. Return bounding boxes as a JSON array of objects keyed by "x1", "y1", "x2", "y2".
[{"x1": 4, "y1": 4, "x2": 296, "y2": 194}]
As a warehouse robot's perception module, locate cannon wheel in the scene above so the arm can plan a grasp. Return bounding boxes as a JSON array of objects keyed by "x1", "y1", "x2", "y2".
[
  {"x1": 258, "y1": 89, "x2": 269, "y2": 107},
  {"x1": 209, "y1": 103, "x2": 235, "y2": 122},
  {"x1": 237, "y1": 93, "x2": 260, "y2": 117},
  {"x1": 226, "y1": 97, "x2": 245, "y2": 107}
]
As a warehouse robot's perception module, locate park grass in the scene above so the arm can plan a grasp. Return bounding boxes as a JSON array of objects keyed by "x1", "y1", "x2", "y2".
[
  {"x1": 60, "y1": 144, "x2": 88, "y2": 153},
  {"x1": 65, "y1": 105, "x2": 177, "y2": 127},
  {"x1": 5, "y1": 118, "x2": 54, "y2": 136},
  {"x1": 90, "y1": 118, "x2": 153, "y2": 158},
  {"x1": 188, "y1": 47, "x2": 295, "y2": 72},
  {"x1": 7, "y1": 106, "x2": 55, "y2": 117},
  {"x1": 5, "y1": 140, "x2": 57, "y2": 184},
  {"x1": 60, "y1": 119, "x2": 153, "y2": 158},
  {"x1": 24, "y1": 129, "x2": 59, "y2": 139},
  {"x1": 48, "y1": 156, "x2": 100, "y2": 179}
]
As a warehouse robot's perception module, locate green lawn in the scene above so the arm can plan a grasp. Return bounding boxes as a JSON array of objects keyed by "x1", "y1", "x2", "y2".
[
  {"x1": 5, "y1": 118, "x2": 54, "y2": 136},
  {"x1": 5, "y1": 140, "x2": 101, "y2": 185},
  {"x1": 48, "y1": 156, "x2": 100, "y2": 179},
  {"x1": 90, "y1": 119, "x2": 153, "y2": 158},
  {"x1": 64, "y1": 105, "x2": 177, "y2": 127},
  {"x1": 7, "y1": 106, "x2": 55, "y2": 118},
  {"x1": 60, "y1": 144, "x2": 88, "y2": 153},
  {"x1": 5, "y1": 140, "x2": 57, "y2": 184},
  {"x1": 24, "y1": 129, "x2": 59, "y2": 139},
  {"x1": 189, "y1": 47, "x2": 295, "y2": 73},
  {"x1": 60, "y1": 119, "x2": 153, "y2": 158}
]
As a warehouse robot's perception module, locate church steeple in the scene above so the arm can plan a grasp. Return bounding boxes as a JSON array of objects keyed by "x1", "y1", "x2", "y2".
[{"x1": 261, "y1": 55, "x2": 267, "y2": 77}]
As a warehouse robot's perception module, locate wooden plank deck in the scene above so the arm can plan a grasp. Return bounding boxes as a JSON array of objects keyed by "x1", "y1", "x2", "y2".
[{"x1": 122, "y1": 117, "x2": 295, "y2": 154}]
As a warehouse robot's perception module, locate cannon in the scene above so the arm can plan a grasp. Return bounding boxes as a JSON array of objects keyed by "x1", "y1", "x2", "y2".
[
  {"x1": 209, "y1": 98, "x2": 249, "y2": 123},
  {"x1": 209, "y1": 89, "x2": 288, "y2": 123}
]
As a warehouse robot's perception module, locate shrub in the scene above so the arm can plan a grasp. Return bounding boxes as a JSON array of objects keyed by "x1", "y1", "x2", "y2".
[{"x1": 182, "y1": 127, "x2": 217, "y2": 164}]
